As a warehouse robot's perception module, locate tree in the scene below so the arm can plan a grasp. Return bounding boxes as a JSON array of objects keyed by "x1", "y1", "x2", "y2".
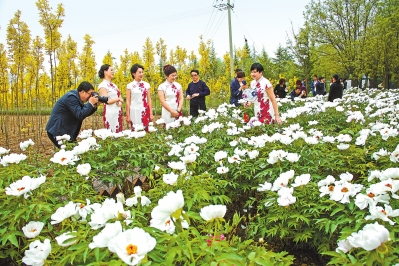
[
  {"x1": 102, "y1": 50, "x2": 114, "y2": 66},
  {"x1": 286, "y1": 23, "x2": 313, "y2": 87},
  {"x1": 6, "y1": 10, "x2": 31, "y2": 108},
  {"x1": 26, "y1": 36, "x2": 44, "y2": 108},
  {"x1": 36, "y1": 0, "x2": 65, "y2": 104},
  {"x1": 113, "y1": 49, "x2": 132, "y2": 95},
  {"x1": 366, "y1": 0, "x2": 399, "y2": 88},
  {"x1": 0, "y1": 43, "x2": 9, "y2": 108},
  {"x1": 78, "y1": 34, "x2": 96, "y2": 85},
  {"x1": 272, "y1": 44, "x2": 294, "y2": 78},
  {"x1": 156, "y1": 38, "x2": 167, "y2": 77},
  {"x1": 142, "y1": 38, "x2": 157, "y2": 86},
  {"x1": 57, "y1": 35, "x2": 77, "y2": 98},
  {"x1": 305, "y1": 0, "x2": 379, "y2": 82},
  {"x1": 198, "y1": 36, "x2": 212, "y2": 81}
]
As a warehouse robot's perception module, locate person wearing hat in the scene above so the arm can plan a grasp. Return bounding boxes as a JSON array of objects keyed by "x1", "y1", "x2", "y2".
[{"x1": 328, "y1": 74, "x2": 343, "y2": 102}]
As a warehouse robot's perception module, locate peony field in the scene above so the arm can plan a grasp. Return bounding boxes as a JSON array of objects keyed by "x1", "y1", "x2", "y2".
[{"x1": 1, "y1": 87, "x2": 399, "y2": 266}]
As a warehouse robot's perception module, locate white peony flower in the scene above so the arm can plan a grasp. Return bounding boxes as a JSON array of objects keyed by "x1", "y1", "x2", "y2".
[
  {"x1": 247, "y1": 150, "x2": 259, "y2": 159},
  {"x1": 150, "y1": 190, "x2": 185, "y2": 233},
  {"x1": 0, "y1": 147, "x2": 10, "y2": 156},
  {"x1": 365, "y1": 204, "x2": 399, "y2": 225},
  {"x1": 292, "y1": 174, "x2": 311, "y2": 187},
  {"x1": 51, "y1": 201, "x2": 78, "y2": 225},
  {"x1": 126, "y1": 186, "x2": 151, "y2": 207},
  {"x1": 200, "y1": 205, "x2": 227, "y2": 221},
  {"x1": 22, "y1": 221, "x2": 45, "y2": 238},
  {"x1": 107, "y1": 227, "x2": 156, "y2": 266},
  {"x1": 214, "y1": 151, "x2": 228, "y2": 162},
  {"x1": 5, "y1": 175, "x2": 46, "y2": 199},
  {"x1": 20, "y1": 139, "x2": 34, "y2": 151},
  {"x1": 257, "y1": 182, "x2": 272, "y2": 192},
  {"x1": 163, "y1": 172, "x2": 179, "y2": 185},
  {"x1": 229, "y1": 140, "x2": 238, "y2": 147},
  {"x1": 76, "y1": 163, "x2": 91, "y2": 176},
  {"x1": 22, "y1": 238, "x2": 51, "y2": 266},
  {"x1": 347, "y1": 222, "x2": 390, "y2": 251},
  {"x1": 228, "y1": 154, "x2": 241, "y2": 164},
  {"x1": 89, "y1": 221, "x2": 122, "y2": 249},
  {"x1": 89, "y1": 199, "x2": 132, "y2": 229},
  {"x1": 335, "y1": 239, "x2": 353, "y2": 253},
  {"x1": 337, "y1": 143, "x2": 350, "y2": 150},
  {"x1": 0, "y1": 153, "x2": 27, "y2": 166},
  {"x1": 216, "y1": 166, "x2": 229, "y2": 174},
  {"x1": 50, "y1": 149, "x2": 78, "y2": 165},
  {"x1": 285, "y1": 153, "x2": 300, "y2": 163},
  {"x1": 167, "y1": 161, "x2": 186, "y2": 171},
  {"x1": 180, "y1": 154, "x2": 197, "y2": 164}
]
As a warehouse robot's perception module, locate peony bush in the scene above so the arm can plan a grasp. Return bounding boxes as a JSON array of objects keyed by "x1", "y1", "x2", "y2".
[{"x1": 0, "y1": 87, "x2": 399, "y2": 265}]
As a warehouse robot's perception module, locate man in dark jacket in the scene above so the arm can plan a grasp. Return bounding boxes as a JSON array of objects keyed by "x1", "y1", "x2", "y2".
[
  {"x1": 230, "y1": 70, "x2": 247, "y2": 106},
  {"x1": 46, "y1": 81, "x2": 98, "y2": 147},
  {"x1": 186, "y1": 70, "x2": 210, "y2": 117},
  {"x1": 328, "y1": 74, "x2": 343, "y2": 102}
]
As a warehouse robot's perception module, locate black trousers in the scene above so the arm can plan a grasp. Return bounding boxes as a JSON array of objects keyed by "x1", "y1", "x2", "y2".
[
  {"x1": 47, "y1": 131, "x2": 61, "y2": 148},
  {"x1": 190, "y1": 102, "x2": 206, "y2": 117}
]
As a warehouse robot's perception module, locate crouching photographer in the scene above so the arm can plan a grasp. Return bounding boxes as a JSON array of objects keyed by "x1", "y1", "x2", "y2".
[{"x1": 46, "y1": 81, "x2": 99, "y2": 148}]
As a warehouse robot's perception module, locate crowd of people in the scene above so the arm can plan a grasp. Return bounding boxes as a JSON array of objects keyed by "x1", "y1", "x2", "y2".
[{"x1": 46, "y1": 62, "x2": 343, "y2": 147}]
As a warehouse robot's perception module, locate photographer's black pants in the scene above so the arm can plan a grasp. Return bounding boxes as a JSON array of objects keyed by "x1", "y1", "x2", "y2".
[{"x1": 47, "y1": 131, "x2": 61, "y2": 148}]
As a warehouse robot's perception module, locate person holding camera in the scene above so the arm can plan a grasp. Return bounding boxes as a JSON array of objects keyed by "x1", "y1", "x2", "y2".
[
  {"x1": 230, "y1": 70, "x2": 247, "y2": 106},
  {"x1": 126, "y1": 64, "x2": 154, "y2": 131},
  {"x1": 158, "y1": 64, "x2": 184, "y2": 125},
  {"x1": 46, "y1": 81, "x2": 99, "y2": 148},
  {"x1": 98, "y1": 64, "x2": 124, "y2": 133},
  {"x1": 186, "y1": 69, "x2": 210, "y2": 117},
  {"x1": 290, "y1": 87, "x2": 306, "y2": 100}
]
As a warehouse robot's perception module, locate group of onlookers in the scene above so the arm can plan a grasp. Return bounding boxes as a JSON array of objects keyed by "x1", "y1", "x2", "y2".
[{"x1": 268, "y1": 74, "x2": 343, "y2": 101}]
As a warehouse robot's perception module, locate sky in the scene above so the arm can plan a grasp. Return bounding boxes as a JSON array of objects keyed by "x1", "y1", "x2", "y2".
[{"x1": 0, "y1": 0, "x2": 310, "y2": 71}]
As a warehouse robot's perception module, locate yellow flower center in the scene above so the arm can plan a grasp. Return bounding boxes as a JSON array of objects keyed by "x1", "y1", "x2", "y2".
[
  {"x1": 385, "y1": 184, "x2": 392, "y2": 189},
  {"x1": 17, "y1": 187, "x2": 25, "y2": 191},
  {"x1": 381, "y1": 209, "x2": 387, "y2": 215},
  {"x1": 341, "y1": 187, "x2": 349, "y2": 193},
  {"x1": 328, "y1": 185, "x2": 334, "y2": 191},
  {"x1": 367, "y1": 192, "x2": 375, "y2": 198},
  {"x1": 79, "y1": 203, "x2": 85, "y2": 208},
  {"x1": 165, "y1": 219, "x2": 171, "y2": 226},
  {"x1": 30, "y1": 229, "x2": 37, "y2": 232},
  {"x1": 61, "y1": 157, "x2": 67, "y2": 162},
  {"x1": 126, "y1": 244, "x2": 138, "y2": 255}
]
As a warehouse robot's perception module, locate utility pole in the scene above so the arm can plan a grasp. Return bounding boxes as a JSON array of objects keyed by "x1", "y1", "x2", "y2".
[{"x1": 214, "y1": 0, "x2": 234, "y2": 79}]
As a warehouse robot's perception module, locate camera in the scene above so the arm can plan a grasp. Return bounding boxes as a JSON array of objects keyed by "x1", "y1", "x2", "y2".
[{"x1": 91, "y1": 92, "x2": 109, "y2": 104}]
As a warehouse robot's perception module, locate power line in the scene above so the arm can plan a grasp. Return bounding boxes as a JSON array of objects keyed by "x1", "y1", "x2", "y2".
[
  {"x1": 203, "y1": 0, "x2": 218, "y2": 39},
  {"x1": 209, "y1": 11, "x2": 227, "y2": 40}
]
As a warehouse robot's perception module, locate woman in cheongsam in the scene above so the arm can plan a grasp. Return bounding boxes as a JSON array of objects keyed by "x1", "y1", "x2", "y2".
[
  {"x1": 245, "y1": 63, "x2": 283, "y2": 125},
  {"x1": 157, "y1": 65, "x2": 184, "y2": 125},
  {"x1": 126, "y1": 64, "x2": 154, "y2": 131},
  {"x1": 98, "y1": 64, "x2": 124, "y2": 132}
]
